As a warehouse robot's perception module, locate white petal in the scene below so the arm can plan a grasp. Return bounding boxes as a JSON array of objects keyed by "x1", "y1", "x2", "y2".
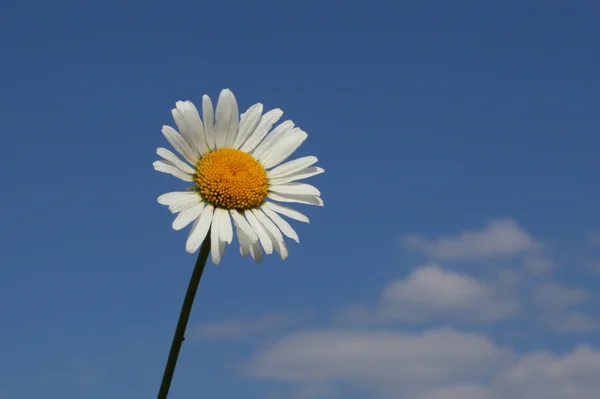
[
  {"x1": 172, "y1": 202, "x2": 205, "y2": 230},
  {"x1": 211, "y1": 217, "x2": 221, "y2": 264},
  {"x1": 217, "y1": 216, "x2": 228, "y2": 257},
  {"x1": 171, "y1": 102, "x2": 198, "y2": 155},
  {"x1": 249, "y1": 238, "x2": 263, "y2": 263},
  {"x1": 233, "y1": 103, "x2": 263, "y2": 149},
  {"x1": 269, "y1": 182, "x2": 321, "y2": 196},
  {"x1": 210, "y1": 212, "x2": 226, "y2": 264},
  {"x1": 245, "y1": 209, "x2": 273, "y2": 254},
  {"x1": 260, "y1": 128, "x2": 308, "y2": 169},
  {"x1": 157, "y1": 148, "x2": 196, "y2": 174},
  {"x1": 253, "y1": 208, "x2": 288, "y2": 260},
  {"x1": 269, "y1": 167, "x2": 325, "y2": 185},
  {"x1": 263, "y1": 201, "x2": 310, "y2": 223},
  {"x1": 224, "y1": 92, "x2": 240, "y2": 148},
  {"x1": 267, "y1": 192, "x2": 323, "y2": 206},
  {"x1": 184, "y1": 101, "x2": 211, "y2": 156},
  {"x1": 253, "y1": 120, "x2": 295, "y2": 161},
  {"x1": 264, "y1": 225, "x2": 288, "y2": 260},
  {"x1": 235, "y1": 222, "x2": 251, "y2": 257},
  {"x1": 254, "y1": 209, "x2": 283, "y2": 240},
  {"x1": 253, "y1": 209, "x2": 287, "y2": 260},
  {"x1": 186, "y1": 204, "x2": 214, "y2": 253},
  {"x1": 214, "y1": 89, "x2": 239, "y2": 149},
  {"x1": 153, "y1": 160, "x2": 194, "y2": 182},
  {"x1": 267, "y1": 156, "x2": 318, "y2": 178},
  {"x1": 230, "y1": 210, "x2": 258, "y2": 242},
  {"x1": 240, "y1": 109, "x2": 284, "y2": 153},
  {"x1": 157, "y1": 191, "x2": 197, "y2": 206},
  {"x1": 234, "y1": 221, "x2": 262, "y2": 263},
  {"x1": 202, "y1": 95, "x2": 215, "y2": 151},
  {"x1": 161, "y1": 125, "x2": 198, "y2": 165},
  {"x1": 168, "y1": 192, "x2": 201, "y2": 213},
  {"x1": 262, "y1": 206, "x2": 299, "y2": 243},
  {"x1": 215, "y1": 208, "x2": 233, "y2": 244}
]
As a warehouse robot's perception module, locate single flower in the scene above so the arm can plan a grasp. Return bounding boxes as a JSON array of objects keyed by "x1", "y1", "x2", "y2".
[{"x1": 154, "y1": 89, "x2": 324, "y2": 264}]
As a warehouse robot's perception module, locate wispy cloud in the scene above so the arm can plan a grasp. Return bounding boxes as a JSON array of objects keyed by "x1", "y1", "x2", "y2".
[
  {"x1": 524, "y1": 254, "x2": 555, "y2": 274},
  {"x1": 402, "y1": 219, "x2": 540, "y2": 261},
  {"x1": 531, "y1": 282, "x2": 600, "y2": 333},
  {"x1": 531, "y1": 282, "x2": 589, "y2": 311},
  {"x1": 247, "y1": 328, "x2": 510, "y2": 383},
  {"x1": 420, "y1": 384, "x2": 494, "y2": 399},
  {"x1": 336, "y1": 265, "x2": 519, "y2": 325},
  {"x1": 246, "y1": 327, "x2": 600, "y2": 398},
  {"x1": 549, "y1": 312, "x2": 600, "y2": 333},
  {"x1": 292, "y1": 382, "x2": 339, "y2": 399},
  {"x1": 379, "y1": 265, "x2": 519, "y2": 323},
  {"x1": 189, "y1": 312, "x2": 313, "y2": 341},
  {"x1": 238, "y1": 222, "x2": 600, "y2": 398}
]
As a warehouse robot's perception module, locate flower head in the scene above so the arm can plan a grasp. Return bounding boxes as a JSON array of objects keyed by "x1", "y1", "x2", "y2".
[{"x1": 154, "y1": 89, "x2": 324, "y2": 264}]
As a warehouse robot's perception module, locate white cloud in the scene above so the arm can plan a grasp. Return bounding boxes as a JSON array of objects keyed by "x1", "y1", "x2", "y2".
[
  {"x1": 530, "y1": 282, "x2": 599, "y2": 333},
  {"x1": 248, "y1": 328, "x2": 509, "y2": 394},
  {"x1": 531, "y1": 282, "x2": 589, "y2": 311},
  {"x1": 229, "y1": 222, "x2": 600, "y2": 398},
  {"x1": 547, "y1": 312, "x2": 600, "y2": 333},
  {"x1": 492, "y1": 346, "x2": 600, "y2": 398},
  {"x1": 337, "y1": 268, "x2": 596, "y2": 332},
  {"x1": 333, "y1": 305, "x2": 377, "y2": 326},
  {"x1": 524, "y1": 254, "x2": 555, "y2": 274},
  {"x1": 402, "y1": 219, "x2": 540, "y2": 261},
  {"x1": 190, "y1": 313, "x2": 312, "y2": 340},
  {"x1": 417, "y1": 384, "x2": 493, "y2": 399},
  {"x1": 246, "y1": 328, "x2": 600, "y2": 399},
  {"x1": 292, "y1": 383, "x2": 338, "y2": 399},
  {"x1": 379, "y1": 265, "x2": 518, "y2": 322}
]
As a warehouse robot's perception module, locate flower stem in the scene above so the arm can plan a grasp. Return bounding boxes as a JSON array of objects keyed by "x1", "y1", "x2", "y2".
[{"x1": 157, "y1": 233, "x2": 211, "y2": 399}]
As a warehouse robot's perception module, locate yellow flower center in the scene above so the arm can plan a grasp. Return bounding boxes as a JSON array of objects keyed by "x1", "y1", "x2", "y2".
[{"x1": 195, "y1": 148, "x2": 269, "y2": 210}]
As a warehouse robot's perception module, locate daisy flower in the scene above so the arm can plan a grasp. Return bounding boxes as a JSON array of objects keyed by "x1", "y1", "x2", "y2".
[{"x1": 154, "y1": 89, "x2": 324, "y2": 264}]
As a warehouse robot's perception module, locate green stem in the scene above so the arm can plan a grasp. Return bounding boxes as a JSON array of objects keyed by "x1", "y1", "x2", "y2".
[{"x1": 157, "y1": 233, "x2": 211, "y2": 399}]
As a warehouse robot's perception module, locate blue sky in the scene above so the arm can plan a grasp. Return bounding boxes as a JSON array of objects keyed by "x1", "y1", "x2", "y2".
[{"x1": 1, "y1": 0, "x2": 599, "y2": 398}]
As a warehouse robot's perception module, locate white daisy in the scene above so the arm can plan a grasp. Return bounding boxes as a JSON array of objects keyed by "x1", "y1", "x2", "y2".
[{"x1": 154, "y1": 89, "x2": 324, "y2": 264}]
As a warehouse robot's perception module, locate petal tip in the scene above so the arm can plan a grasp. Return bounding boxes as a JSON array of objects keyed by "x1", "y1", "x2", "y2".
[{"x1": 220, "y1": 88, "x2": 235, "y2": 98}]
